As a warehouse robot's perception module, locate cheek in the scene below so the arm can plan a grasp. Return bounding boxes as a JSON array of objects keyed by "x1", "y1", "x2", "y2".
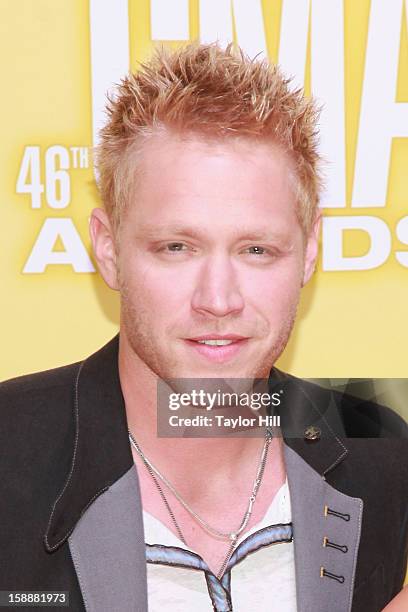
[
  {"x1": 238, "y1": 263, "x2": 303, "y2": 309},
  {"x1": 120, "y1": 258, "x2": 192, "y2": 311}
]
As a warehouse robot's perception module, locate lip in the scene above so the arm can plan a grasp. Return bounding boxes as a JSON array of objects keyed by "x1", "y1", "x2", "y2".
[
  {"x1": 184, "y1": 335, "x2": 249, "y2": 363},
  {"x1": 188, "y1": 334, "x2": 247, "y2": 341}
]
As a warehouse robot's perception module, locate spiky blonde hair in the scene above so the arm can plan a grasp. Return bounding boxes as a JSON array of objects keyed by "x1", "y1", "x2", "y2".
[{"x1": 96, "y1": 42, "x2": 322, "y2": 234}]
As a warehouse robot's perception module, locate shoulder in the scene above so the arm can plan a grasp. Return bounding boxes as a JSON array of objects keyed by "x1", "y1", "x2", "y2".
[
  {"x1": 0, "y1": 361, "x2": 81, "y2": 414},
  {"x1": 0, "y1": 361, "x2": 82, "y2": 455},
  {"x1": 272, "y1": 368, "x2": 408, "y2": 439},
  {"x1": 279, "y1": 372, "x2": 408, "y2": 492},
  {"x1": 1, "y1": 359, "x2": 81, "y2": 393}
]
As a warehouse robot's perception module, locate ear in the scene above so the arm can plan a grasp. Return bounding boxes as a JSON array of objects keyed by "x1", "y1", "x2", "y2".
[
  {"x1": 89, "y1": 208, "x2": 119, "y2": 290},
  {"x1": 302, "y1": 211, "x2": 321, "y2": 286}
]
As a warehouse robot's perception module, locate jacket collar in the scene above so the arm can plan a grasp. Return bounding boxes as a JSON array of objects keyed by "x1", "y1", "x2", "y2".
[
  {"x1": 45, "y1": 335, "x2": 133, "y2": 552},
  {"x1": 44, "y1": 334, "x2": 348, "y2": 551}
]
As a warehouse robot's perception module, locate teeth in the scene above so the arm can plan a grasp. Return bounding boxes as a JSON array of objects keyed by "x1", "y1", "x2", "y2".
[{"x1": 197, "y1": 339, "x2": 234, "y2": 346}]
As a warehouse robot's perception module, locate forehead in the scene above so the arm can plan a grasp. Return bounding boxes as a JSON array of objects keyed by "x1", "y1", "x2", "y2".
[{"x1": 123, "y1": 131, "x2": 299, "y2": 233}]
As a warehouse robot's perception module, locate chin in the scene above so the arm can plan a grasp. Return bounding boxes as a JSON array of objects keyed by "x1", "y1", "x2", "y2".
[{"x1": 191, "y1": 362, "x2": 269, "y2": 380}]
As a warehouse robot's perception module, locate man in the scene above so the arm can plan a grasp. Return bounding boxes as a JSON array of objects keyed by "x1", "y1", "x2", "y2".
[{"x1": 1, "y1": 43, "x2": 407, "y2": 612}]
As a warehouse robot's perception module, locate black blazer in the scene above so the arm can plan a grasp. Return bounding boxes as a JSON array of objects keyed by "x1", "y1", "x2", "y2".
[{"x1": 1, "y1": 335, "x2": 407, "y2": 611}]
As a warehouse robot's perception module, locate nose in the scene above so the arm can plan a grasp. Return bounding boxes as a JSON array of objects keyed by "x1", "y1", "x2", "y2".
[{"x1": 191, "y1": 253, "x2": 245, "y2": 318}]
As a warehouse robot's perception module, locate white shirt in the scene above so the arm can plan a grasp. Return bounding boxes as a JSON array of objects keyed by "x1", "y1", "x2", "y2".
[{"x1": 143, "y1": 478, "x2": 297, "y2": 611}]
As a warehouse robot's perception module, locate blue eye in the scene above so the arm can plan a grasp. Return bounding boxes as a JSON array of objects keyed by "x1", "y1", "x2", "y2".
[
  {"x1": 248, "y1": 246, "x2": 266, "y2": 255},
  {"x1": 166, "y1": 243, "x2": 187, "y2": 252}
]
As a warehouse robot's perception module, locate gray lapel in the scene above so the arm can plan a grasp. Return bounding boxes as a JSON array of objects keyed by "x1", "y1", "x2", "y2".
[
  {"x1": 68, "y1": 466, "x2": 147, "y2": 612},
  {"x1": 284, "y1": 444, "x2": 363, "y2": 612}
]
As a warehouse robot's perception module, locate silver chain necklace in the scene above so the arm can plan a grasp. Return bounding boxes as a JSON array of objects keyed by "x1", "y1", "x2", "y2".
[{"x1": 128, "y1": 428, "x2": 272, "y2": 546}]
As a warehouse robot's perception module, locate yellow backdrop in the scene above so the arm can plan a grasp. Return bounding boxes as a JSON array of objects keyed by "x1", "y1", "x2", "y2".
[{"x1": 1, "y1": 0, "x2": 408, "y2": 381}]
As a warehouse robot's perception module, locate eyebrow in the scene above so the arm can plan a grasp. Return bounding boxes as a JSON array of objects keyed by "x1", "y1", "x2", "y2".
[{"x1": 138, "y1": 224, "x2": 290, "y2": 242}]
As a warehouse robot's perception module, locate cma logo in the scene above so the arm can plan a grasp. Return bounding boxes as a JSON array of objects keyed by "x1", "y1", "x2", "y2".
[{"x1": 89, "y1": 0, "x2": 408, "y2": 209}]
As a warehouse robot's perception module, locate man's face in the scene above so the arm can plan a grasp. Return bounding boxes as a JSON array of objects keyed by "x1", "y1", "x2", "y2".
[{"x1": 92, "y1": 134, "x2": 319, "y2": 380}]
